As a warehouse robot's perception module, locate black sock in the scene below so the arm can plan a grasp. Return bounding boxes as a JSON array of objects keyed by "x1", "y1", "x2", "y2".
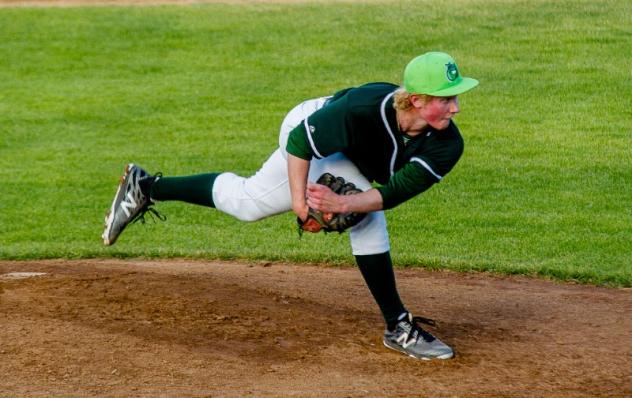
[
  {"x1": 150, "y1": 173, "x2": 219, "y2": 208},
  {"x1": 355, "y1": 251, "x2": 407, "y2": 329}
]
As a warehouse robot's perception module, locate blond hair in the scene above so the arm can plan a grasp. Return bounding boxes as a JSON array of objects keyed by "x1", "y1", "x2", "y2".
[{"x1": 393, "y1": 87, "x2": 431, "y2": 111}]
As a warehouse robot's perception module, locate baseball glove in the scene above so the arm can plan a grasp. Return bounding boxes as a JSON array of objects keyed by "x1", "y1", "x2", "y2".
[{"x1": 298, "y1": 173, "x2": 367, "y2": 235}]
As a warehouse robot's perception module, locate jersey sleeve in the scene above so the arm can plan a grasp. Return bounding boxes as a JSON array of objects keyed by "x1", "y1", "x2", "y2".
[
  {"x1": 376, "y1": 162, "x2": 437, "y2": 209},
  {"x1": 286, "y1": 97, "x2": 351, "y2": 160},
  {"x1": 377, "y1": 130, "x2": 464, "y2": 209},
  {"x1": 413, "y1": 132, "x2": 464, "y2": 180},
  {"x1": 286, "y1": 124, "x2": 313, "y2": 160}
]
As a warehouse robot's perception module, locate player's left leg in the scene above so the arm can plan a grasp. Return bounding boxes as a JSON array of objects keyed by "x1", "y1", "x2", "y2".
[
  {"x1": 103, "y1": 96, "x2": 332, "y2": 245},
  {"x1": 308, "y1": 153, "x2": 453, "y2": 360},
  {"x1": 356, "y1": 250, "x2": 454, "y2": 360}
]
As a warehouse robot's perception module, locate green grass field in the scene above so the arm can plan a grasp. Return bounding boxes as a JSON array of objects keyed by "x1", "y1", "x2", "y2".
[{"x1": 1, "y1": 0, "x2": 630, "y2": 286}]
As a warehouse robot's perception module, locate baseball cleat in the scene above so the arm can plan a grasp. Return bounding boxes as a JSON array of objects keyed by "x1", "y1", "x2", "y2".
[
  {"x1": 102, "y1": 163, "x2": 162, "y2": 246},
  {"x1": 383, "y1": 312, "x2": 454, "y2": 360}
]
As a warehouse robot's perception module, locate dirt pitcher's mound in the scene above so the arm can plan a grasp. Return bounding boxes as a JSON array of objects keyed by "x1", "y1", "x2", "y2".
[{"x1": 0, "y1": 259, "x2": 630, "y2": 397}]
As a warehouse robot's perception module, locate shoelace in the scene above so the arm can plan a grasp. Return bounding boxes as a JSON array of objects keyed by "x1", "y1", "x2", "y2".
[
  {"x1": 131, "y1": 205, "x2": 166, "y2": 225},
  {"x1": 409, "y1": 316, "x2": 437, "y2": 343},
  {"x1": 132, "y1": 173, "x2": 166, "y2": 225}
]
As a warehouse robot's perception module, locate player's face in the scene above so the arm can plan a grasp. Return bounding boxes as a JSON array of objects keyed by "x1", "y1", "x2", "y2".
[{"x1": 419, "y1": 96, "x2": 460, "y2": 130}]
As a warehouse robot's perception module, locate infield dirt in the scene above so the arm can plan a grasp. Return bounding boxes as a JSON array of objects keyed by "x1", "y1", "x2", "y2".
[{"x1": 1, "y1": 259, "x2": 630, "y2": 397}]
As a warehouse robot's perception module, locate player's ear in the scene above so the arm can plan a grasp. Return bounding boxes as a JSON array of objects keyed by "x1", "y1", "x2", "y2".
[{"x1": 409, "y1": 94, "x2": 428, "y2": 109}]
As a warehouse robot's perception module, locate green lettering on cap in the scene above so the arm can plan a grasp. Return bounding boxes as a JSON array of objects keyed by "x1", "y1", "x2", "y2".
[{"x1": 446, "y1": 62, "x2": 459, "y2": 82}]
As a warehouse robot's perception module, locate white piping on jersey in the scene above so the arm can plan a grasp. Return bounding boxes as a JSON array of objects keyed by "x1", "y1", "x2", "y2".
[
  {"x1": 304, "y1": 118, "x2": 324, "y2": 159},
  {"x1": 379, "y1": 91, "x2": 398, "y2": 176},
  {"x1": 411, "y1": 157, "x2": 443, "y2": 180}
]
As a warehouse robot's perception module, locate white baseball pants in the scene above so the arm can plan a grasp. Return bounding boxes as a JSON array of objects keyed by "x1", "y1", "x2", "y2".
[{"x1": 212, "y1": 97, "x2": 390, "y2": 255}]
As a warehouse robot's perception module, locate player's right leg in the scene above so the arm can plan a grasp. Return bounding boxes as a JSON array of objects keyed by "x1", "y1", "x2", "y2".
[
  {"x1": 102, "y1": 146, "x2": 293, "y2": 246},
  {"x1": 211, "y1": 148, "x2": 292, "y2": 221}
]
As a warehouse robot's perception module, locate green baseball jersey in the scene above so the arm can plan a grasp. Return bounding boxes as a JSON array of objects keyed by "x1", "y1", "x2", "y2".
[{"x1": 286, "y1": 82, "x2": 464, "y2": 209}]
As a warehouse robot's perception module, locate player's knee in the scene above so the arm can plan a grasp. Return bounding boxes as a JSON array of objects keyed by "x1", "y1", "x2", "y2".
[
  {"x1": 233, "y1": 211, "x2": 266, "y2": 222},
  {"x1": 349, "y1": 211, "x2": 390, "y2": 255},
  {"x1": 235, "y1": 214, "x2": 261, "y2": 222}
]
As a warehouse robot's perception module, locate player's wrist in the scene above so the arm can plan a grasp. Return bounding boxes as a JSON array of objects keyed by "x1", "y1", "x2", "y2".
[
  {"x1": 292, "y1": 202, "x2": 309, "y2": 221},
  {"x1": 338, "y1": 195, "x2": 351, "y2": 213}
]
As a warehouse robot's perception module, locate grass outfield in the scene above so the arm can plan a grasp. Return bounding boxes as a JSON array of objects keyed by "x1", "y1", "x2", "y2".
[{"x1": 0, "y1": 0, "x2": 630, "y2": 286}]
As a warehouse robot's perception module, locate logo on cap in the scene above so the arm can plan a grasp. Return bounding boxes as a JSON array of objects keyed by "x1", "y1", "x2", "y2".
[{"x1": 446, "y1": 62, "x2": 459, "y2": 82}]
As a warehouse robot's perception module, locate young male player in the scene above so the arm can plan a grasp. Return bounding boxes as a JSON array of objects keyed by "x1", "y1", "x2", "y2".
[{"x1": 103, "y1": 51, "x2": 478, "y2": 360}]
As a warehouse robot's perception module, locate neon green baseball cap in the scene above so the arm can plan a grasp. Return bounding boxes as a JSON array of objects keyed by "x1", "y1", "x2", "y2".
[{"x1": 403, "y1": 52, "x2": 479, "y2": 96}]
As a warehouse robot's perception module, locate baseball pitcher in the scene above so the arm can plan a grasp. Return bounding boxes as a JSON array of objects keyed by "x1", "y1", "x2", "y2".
[{"x1": 102, "y1": 51, "x2": 478, "y2": 360}]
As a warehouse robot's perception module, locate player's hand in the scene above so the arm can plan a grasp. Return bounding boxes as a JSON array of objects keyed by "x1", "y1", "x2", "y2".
[
  {"x1": 306, "y1": 182, "x2": 346, "y2": 213},
  {"x1": 298, "y1": 174, "x2": 366, "y2": 234}
]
